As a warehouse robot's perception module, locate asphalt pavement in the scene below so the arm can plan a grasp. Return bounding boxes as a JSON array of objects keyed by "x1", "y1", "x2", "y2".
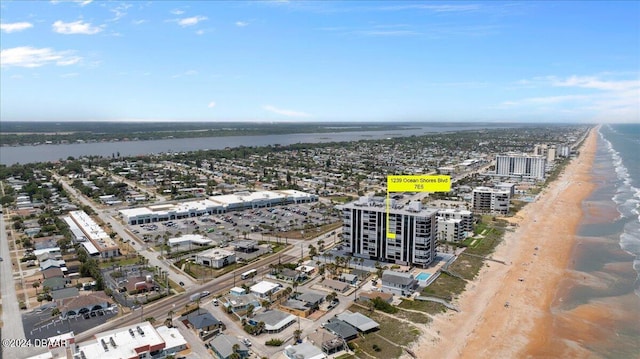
[{"x1": 1, "y1": 201, "x2": 39, "y2": 358}]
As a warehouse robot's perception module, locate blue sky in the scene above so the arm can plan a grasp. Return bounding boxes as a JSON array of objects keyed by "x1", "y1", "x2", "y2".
[{"x1": 1, "y1": 1, "x2": 638, "y2": 123}]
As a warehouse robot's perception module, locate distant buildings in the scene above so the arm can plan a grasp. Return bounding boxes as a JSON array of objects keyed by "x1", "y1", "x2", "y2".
[
  {"x1": 472, "y1": 187, "x2": 511, "y2": 214},
  {"x1": 495, "y1": 154, "x2": 546, "y2": 180},
  {"x1": 339, "y1": 196, "x2": 438, "y2": 267},
  {"x1": 535, "y1": 143, "x2": 571, "y2": 160},
  {"x1": 119, "y1": 190, "x2": 317, "y2": 225}
]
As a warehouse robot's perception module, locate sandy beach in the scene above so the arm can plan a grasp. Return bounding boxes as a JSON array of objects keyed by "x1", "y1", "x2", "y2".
[{"x1": 415, "y1": 127, "x2": 600, "y2": 358}]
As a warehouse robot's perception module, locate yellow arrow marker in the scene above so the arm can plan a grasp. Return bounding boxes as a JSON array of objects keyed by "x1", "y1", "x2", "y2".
[{"x1": 386, "y1": 175, "x2": 451, "y2": 238}]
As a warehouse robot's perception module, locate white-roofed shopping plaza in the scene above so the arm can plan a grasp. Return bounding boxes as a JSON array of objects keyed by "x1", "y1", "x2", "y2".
[{"x1": 119, "y1": 190, "x2": 317, "y2": 225}]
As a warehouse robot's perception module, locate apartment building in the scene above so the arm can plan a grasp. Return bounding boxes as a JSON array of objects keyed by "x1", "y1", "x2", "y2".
[
  {"x1": 436, "y1": 208, "x2": 473, "y2": 242},
  {"x1": 495, "y1": 154, "x2": 546, "y2": 180},
  {"x1": 472, "y1": 187, "x2": 511, "y2": 214},
  {"x1": 339, "y1": 197, "x2": 438, "y2": 267}
]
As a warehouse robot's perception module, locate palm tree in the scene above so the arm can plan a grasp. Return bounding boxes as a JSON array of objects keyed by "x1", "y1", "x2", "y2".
[
  {"x1": 256, "y1": 321, "x2": 266, "y2": 335},
  {"x1": 293, "y1": 329, "x2": 303, "y2": 343},
  {"x1": 33, "y1": 281, "x2": 40, "y2": 295},
  {"x1": 230, "y1": 343, "x2": 241, "y2": 359}
]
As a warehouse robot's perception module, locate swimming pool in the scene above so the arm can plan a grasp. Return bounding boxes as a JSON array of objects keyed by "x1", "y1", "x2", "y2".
[{"x1": 416, "y1": 272, "x2": 431, "y2": 281}]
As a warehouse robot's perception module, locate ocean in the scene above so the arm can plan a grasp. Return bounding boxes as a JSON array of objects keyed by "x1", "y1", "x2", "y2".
[
  {"x1": 599, "y1": 123, "x2": 640, "y2": 297},
  {"x1": 557, "y1": 124, "x2": 640, "y2": 358}
]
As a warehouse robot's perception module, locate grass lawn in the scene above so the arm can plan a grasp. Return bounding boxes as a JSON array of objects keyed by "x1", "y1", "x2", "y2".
[
  {"x1": 398, "y1": 297, "x2": 447, "y2": 315},
  {"x1": 348, "y1": 305, "x2": 420, "y2": 359},
  {"x1": 448, "y1": 255, "x2": 485, "y2": 281},
  {"x1": 168, "y1": 278, "x2": 185, "y2": 293},
  {"x1": 394, "y1": 308, "x2": 432, "y2": 324},
  {"x1": 178, "y1": 260, "x2": 245, "y2": 280},
  {"x1": 98, "y1": 256, "x2": 142, "y2": 269},
  {"x1": 328, "y1": 196, "x2": 354, "y2": 204},
  {"x1": 275, "y1": 222, "x2": 341, "y2": 240}
]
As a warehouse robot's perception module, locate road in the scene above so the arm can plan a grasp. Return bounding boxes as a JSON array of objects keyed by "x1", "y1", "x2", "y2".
[
  {"x1": 71, "y1": 251, "x2": 297, "y2": 343},
  {"x1": 53, "y1": 174, "x2": 196, "y2": 289},
  {"x1": 1, "y1": 200, "x2": 40, "y2": 358}
]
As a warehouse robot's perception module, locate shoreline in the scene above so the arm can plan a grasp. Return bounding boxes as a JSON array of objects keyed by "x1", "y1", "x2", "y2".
[{"x1": 415, "y1": 127, "x2": 600, "y2": 358}]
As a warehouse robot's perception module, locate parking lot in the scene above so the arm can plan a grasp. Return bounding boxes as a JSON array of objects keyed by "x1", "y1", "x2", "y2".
[
  {"x1": 23, "y1": 306, "x2": 117, "y2": 341},
  {"x1": 128, "y1": 203, "x2": 340, "y2": 251}
]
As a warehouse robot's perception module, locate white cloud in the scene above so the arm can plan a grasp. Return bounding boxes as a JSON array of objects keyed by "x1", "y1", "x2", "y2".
[
  {"x1": 177, "y1": 16, "x2": 207, "y2": 27},
  {"x1": 52, "y1": 20, "x2": 103, "y2": 34},
  {"x1": 171, "y1": 9, "x2": 185, "y2": 15},
  {"x1": 208, "y1": 101, "x2": 216, "y2": 108},
  {"x1": 0, "y1": 21, "x2": 33, "y2": 33},
  {"x1": 263, "y1": 105, "x2": 311, "y2": 118},
  {"x1": 500, "y1": 74, "x2": 640, "y2": 122},
  {"x1": 195, "y1": 29, "x2": 205, "y2": 35},
  {"x1": 1, "y1": 46, "x2": 81, "y2": 68},
  {"x1": 132, "y1": 19, "x2": 146, "y2": 25},
  {"x1": 550, "y1": 75, "x2": 640, "y2": 92},
  {"x1": 108, "y1": 3, "x2": 132, "y2": 22},
  {"x1": 60, "y1": 72, "x2": 79, "y2": 78},
  {"x1": 499, "y1": 95, "x2": 589, "y2": 108},
  {"x1": 235, "y1": 21, "x2": 249, "y2": 27},
  {"x1": 50, "y1": 0, "x2": 94, "y2": 6}
]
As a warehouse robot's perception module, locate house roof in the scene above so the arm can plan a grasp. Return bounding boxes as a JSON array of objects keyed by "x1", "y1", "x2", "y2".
[
  {"x1": 252, "y1": 310, "x2": 296, "y2": 331},
  {"x1": 324, "y1": 319, "x2": 358, "y2": 340},
  {"x1": 180, "y1": 311, "x2": 221, "y2": 330},
  {"x1": 359, "y1": 291, "x2": 393, "y2": 302},
  {"x1": 381, "y1": 270, "x2": 415, "y2": 286},
  {"x1": 39, "y1": 259, "x2": 66, "y2": 270},
  {"x1": 60, "y1": 291, "x2": 110, "y2": 311},
  {"x1": 42, "y1": 267, "x2": 64, "y2": 279},
  {"x1": 51, "y1": 287, "x2": 79, "y2": 301},
  {"x1": 226, "y1": 293, "x2": 260, "y2": 308},
  {"x1": 281, "y1": 299, "x2": 308, "y2": 311},
  {"x1": 43, "y1": 277, "x2": 69, "y2": 289},
  {"x1": 250, "y1": 281, "x2": 279, "y2": 295},
  {"x1": 284, "y1": 342, "x2": 326, "y2": 359},
  {"x1": 340, "y1": 273, "x2": 357, "y2": 281},
  {"x1": 297, "y1": 292, "x2": 325, "y2": 305},
  {"x1": 322, "y1": 279, "x2": 350, "y2": 292},
  {"x1": 335, "y1": 311, "x2": 379, "y2": 332},
  {"x1": 280, "y1": 268, "x2": 299, "y2": 278},
  {"x1": 209, "y1": 334, "x2": 248, "y2": 358}
]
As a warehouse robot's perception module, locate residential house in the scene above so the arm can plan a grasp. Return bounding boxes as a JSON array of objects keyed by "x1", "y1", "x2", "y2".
[
  {"x1": 380, "y1": 270, "x2": 417, "y2": 296},
  {"x1": 209, "y1": 334, "x2": 249, "y2": 359}
]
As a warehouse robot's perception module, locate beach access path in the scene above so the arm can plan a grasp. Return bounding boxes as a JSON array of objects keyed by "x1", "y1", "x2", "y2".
[{"x1": 414, "y1": 127, "x2": 599, "y2": 359}]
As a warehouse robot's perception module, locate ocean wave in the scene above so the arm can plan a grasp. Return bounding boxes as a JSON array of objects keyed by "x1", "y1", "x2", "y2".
[
  {"x1": 599, "y1": 128, "x2": 639, "y2": 218},
  {"x1": 599, "y1": 127, "x2": 640, "y2": 286}
]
